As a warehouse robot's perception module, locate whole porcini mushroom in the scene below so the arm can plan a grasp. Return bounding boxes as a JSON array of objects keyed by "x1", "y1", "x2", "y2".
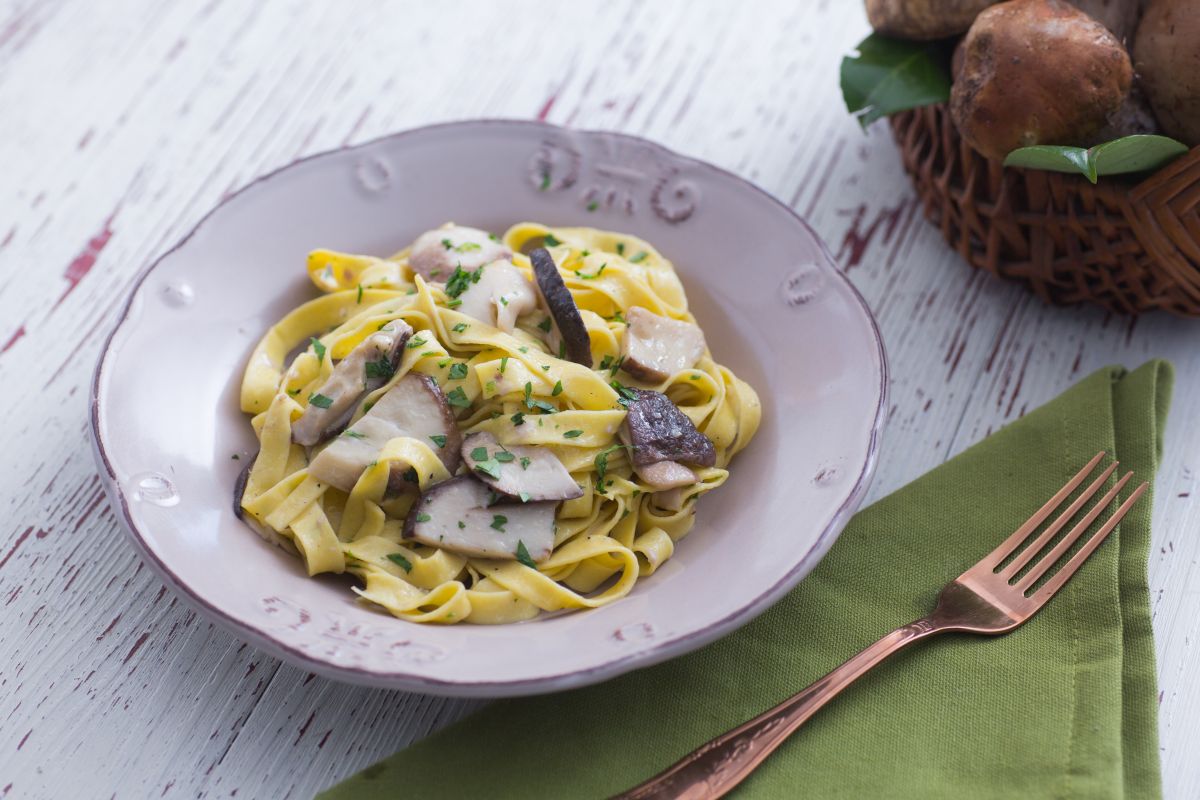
[
  {"x1": 950, "y1": 0, "x2": 1133, "y2": 160},
  {"x1": 866, "y1": 0, "x2": 999, "y2": 40},
  {"x1": 1135, "y1": 0, "x2": 1200, "y2": 146}
]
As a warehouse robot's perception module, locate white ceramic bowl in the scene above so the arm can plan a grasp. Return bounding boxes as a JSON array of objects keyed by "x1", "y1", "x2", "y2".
[{"x1": 90, "y1": 120, "x2": 886, "y2": 697}]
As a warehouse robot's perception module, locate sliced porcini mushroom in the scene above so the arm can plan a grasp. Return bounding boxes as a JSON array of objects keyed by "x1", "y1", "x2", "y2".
[
  {"x1": 620, "y1": 306, "x2": 706, "y2": 383},
  {"x1": 408, "y1": 225, "x2": 511, "y2": 283},
  {"x1": 455, "y1": 259, "x2": 538, "y2": 332},
  {"x1": 403, "y1": 476, "x2": 557, "y2": 562},
  {"x1": 622, "y1": 389, "x2": 716, "y2": 468},
  {"x1": 636, "y1": 460, "x2": 697, "y2": 490},
  {"x1": 308, "y1": 373, "x2": 462, "y2": 492},
  {"x1": 292, "y1": 321, "x2": 413, "y2": 446},
  {"x1": 460, "y1": 431, "x2": 583, "y2": 502},
  {"x1": 233, "y1": 453, "x2": 256, "y2": 519},
  {"x1": 529, "y1": 247, "x2": 592, "y2": 365}
]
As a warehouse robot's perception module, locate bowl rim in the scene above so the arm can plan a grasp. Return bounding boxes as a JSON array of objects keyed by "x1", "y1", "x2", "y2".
[{"x1": 89, "y1": 118, "x2": 888, "y2": 695}]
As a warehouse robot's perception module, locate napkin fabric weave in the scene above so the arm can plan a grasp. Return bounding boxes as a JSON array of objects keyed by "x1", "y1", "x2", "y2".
[{"x1": 321, "y1": 361, "x2": 1171, "y2": 799}]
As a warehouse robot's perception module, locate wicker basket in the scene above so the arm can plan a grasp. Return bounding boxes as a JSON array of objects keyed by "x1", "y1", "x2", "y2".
[{"x1": 890, "y1": 104, "x2": 1200, "y2": 316}]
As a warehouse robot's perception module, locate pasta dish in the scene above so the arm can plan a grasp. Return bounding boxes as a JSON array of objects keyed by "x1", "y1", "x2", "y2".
[{"x1": 236, "y1": 222, "x2": 760, "y2": 624}]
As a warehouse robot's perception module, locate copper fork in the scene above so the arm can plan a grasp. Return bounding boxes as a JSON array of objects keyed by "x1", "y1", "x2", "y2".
[{"x1": 614, "y1": 452, "x2": 1147, "y2": 800}]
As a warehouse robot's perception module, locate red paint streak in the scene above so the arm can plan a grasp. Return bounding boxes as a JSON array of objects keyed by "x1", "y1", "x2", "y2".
[
  {"x1": 1179, "y1": 492, "x2": 1190, "y2": 498},
  {"x1": 73, "y1": 491, "x2": 107, "y2": 532},
  {"x1": 97, "y1": 615, "x2": 122, "y2": 641},
  {"x1": 803, "y1": 138, "x2": 846, "y2": 218},
  {"x1": 78, "y1": 128, "x2": 95, "y2": 150},
  {"x1": 294, "y1": 711, "x2": 316, "y2": 745},
  {"x1": 0, "y1": 526, "x2": 33, "y2": 570},
  {"x1": 342, "y1": 106, "x2": 372, "y2": 145},
  {"x1": 16, "y1": 730, "x2": 30, "y2": 750},
  {"x1": 302, "y1": 672, "x2": 316, "y2": 686},
  {"x1": 161, "y1": 780, "x2": 174, "y2": 797},
  {"x1": 165, "y1": 36, "x2": 187, "y2": 63},
  {"x1": 536, "y1": 93, "x2": 557, "y2": 122},
  {"x1": 123, "y1": 632, "x2": 151, "y2": 664},
  {"x1": 5, "y1": 586, "x2": 20, "y2": 606},
  {"x1": 837, "y1": 201, "x2": 908, "y2": 271},
  {"x1": 1, "y1": 325, "x2": 24, "y2": 354},
  {"x1": 1004, "y1": 344, "x2": 1035, "y2": 417},
  {"x1": 0, "y1": 227, "x2": 14, "y2": 248},
  {"x1": 2, "y1": 782, "x2": 10, "y2": 795},
  {"x1": 317, "y1": 729, "x2": 332, "y2": 749},
  {"x1": 35, "y1": 528, "x2": 48, "y2": 539},
  {"x1": 56, "y1": 212, "x2": 116, "y2": 307}
]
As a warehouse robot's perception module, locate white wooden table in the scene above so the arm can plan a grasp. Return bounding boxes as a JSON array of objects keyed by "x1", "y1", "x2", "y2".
[{"x1": 2, "y1": 1, "x2": 1197, "y2": 797}]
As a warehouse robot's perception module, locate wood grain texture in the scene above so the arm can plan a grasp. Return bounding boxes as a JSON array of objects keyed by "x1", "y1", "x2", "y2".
[{"x1": 1, "y1": 0, "x2": 1197, "y2": 797}]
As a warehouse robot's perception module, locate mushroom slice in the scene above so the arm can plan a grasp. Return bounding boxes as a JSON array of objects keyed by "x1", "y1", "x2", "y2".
[
  {"x1": 403, "y1": 476, "x2": 557, "y2": 562},
  {"x1": 620, "y1": 306, "x2": 706, "y2": 383},
  {"x1": 460, "y1": 431, "x2": 583, "y2": 502},
  {"x1": 233, "y1": 453, "x2": 256, "y2": 519},
  {"x1": 308, "y1": 373, "x2": 462, "y2": 492},
  {"x1": 622, "y1": 389, "x2": 716, "y2": 468},
  {"x1": 635, "y1": 460, "x2": 697, "y2": 491},
  {"x1": 408, "y1": 225, "x2": 511, "y2": 283},
  {"x1": 292, "y1": 320, "x2": 413, "y2": 446},
  {"x1": 455, "y1": 260, "x2": 537, "y2": 332},
  {"x1": 529, "y1": 247, "x2": 592, "y2": 365}
]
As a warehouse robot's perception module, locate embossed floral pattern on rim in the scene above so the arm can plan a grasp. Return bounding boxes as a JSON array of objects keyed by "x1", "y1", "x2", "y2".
[{"x1": 90, "y1": 119, "x2": 888, "y2": 696}]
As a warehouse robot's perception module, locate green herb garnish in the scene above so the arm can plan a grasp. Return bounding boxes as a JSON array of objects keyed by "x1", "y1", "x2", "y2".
[
  {"x1": 490, "y1": 514, "x2": 508, "y2": 532},
  {"x1": 537, "y1": 317, "x2": 552, "y2": 332},
  {"x1": 415, "y1": 513, "x2": 431, "y2": 523},
  {"x1": 310, "y1": 337, "x2": 326, "y2": 362},
  {"x1": 552, "y1": 380, "x2": 563, "y2": 396},
  {"x1": 342, "y1": 430, "x2": 366, "y2": 439},
  {"x1": 563, "y1": 429, "x2": 583, "y2": 439},
  {"x1": 387, "y1": 553, "x2": 413, "y2": 572},
  {"x1": 448, "y1": 362, "x2": 469, "y2": 380},
  {"x1": 364, "y1": 358, "x2": 394, "y2": 380},
  {"x1": 308, "y1": 393, "x2": 333, "y2": 409},
  {"x1": 516, "y1": 541, "x2": 537, "y2": 569},
  {"x1": 456, "y1": 242, "x2": 481, "y2": 253},
  {"x1": 451, "y1": 322, "x2": 469, "y2": 333},
  {"x1": 445, "y1": 265, "x2": 483, "y2": 298},
  {"x1": 499, "y1": 356, "x2": 509, "y2": 373},
  {"x1": 519, "y1": 491, "x2": 531, "y2": 503},
  {"x1": 511, "y1": 411, "x2": 526, "y2": 426},
  {"x1": 470, "y1": 447, "x2": 490, "y2": 461},
  {"x1": 430, "y1": 434, "x2": 447, "y2": 448},
  {"x1": 543, "y1": 233, "x2": 561, "y2": 247},
  {"x1": 520, "y1": 456, "x2": 531, "y2": 470},
  {"x1": 446, "y1": 387, "x2": 471, "y2": 408},
  {"x1": 495, "y1": 451, "x2": 515, "y2": 463}
]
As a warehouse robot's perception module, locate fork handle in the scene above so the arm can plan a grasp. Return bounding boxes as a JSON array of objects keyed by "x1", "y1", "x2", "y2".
[{"x1": 612, "y1": 618, "x2": 944, "y2": 800}]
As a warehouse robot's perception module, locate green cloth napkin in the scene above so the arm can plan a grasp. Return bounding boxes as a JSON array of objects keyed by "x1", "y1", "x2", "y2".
[{"x1": 321, "y1": 362, "x2": 1172, "y2": 800}]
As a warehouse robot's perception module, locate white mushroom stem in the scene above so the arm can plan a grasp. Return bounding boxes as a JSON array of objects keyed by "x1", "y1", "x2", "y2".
[
  {"x1": 291, "y1": 321, "x2": 411, "y2": 446},
  {"x1": 407, "y1": 225, "x2": 511, "y2": 283},
  {"x1": 455, "y1": 260, "x2": 537, "y2": 332},
  {"x1": 620, "y1": 306, "x2": 706, "y2": 383}
]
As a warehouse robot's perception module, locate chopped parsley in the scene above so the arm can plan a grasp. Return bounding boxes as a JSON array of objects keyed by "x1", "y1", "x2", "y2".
[
  {"x1": 539, "y1": 170, "x2": 551, "y2": 191},
  {"x1": 387, "y1": 553, "x2": 413, "y2": 572},
  {"x1": 516, "y1": 541, "x2": 537, "y2": 569},
  {"x1": 451, "y1": 322, "x2": 469, "y2": 333},
  {"x1": 575, "y1": 264, "x2": 606, "y2": 279},
  {"x1": 594, "y1": 443, "x2": 629, "y2": 486},
  {"x1": 485, "y1": 380, "x2": 496, "y2": 394},
  {"x1": 457, "y1": 520, "x2": 466, "y2": 529},
  {"x1": 511, "y1": 411, "x2": 526, "y2": 426},
  {"x1": 586, "y1": 200, "x2": 599, "y2": 212},
  {"x1": 430, "y1": 434, "x2": 447, "y2": 448},
  {"x1": 448, "y1": 362, "x2": 469, "y2": 380},
  {"x1": 441, "y1": 238, "x2": 453, "y2": 250},
  {"x1": 447, "y1": 298, "x2": 462, "y2": 308},
  {"x1": 599, "y1": 355, "x2": 614, "y2": 371},
  {"x1": 616, "y1": 242, "x2": 626, "y2": 255},
  {"x1": 444, "y1": 265, "x2": 484, "y2": 298},
  {"x1": 558, "y1": 341, "x2": 566, "y2": 359},
  {"x1": 342, "y1": 430, "x2": 366, "y2": 439},
  {"x1": 406, "y1": 336, "x2": 427, "y2": 349},
  {"x1": 364, "y1": 358, "x2": 394, "y2": 380},
  {"x1": 563, "y1": 429, "x2": 583, "y2": 439},
  {"x1": 415, "y1": 513, "x2": 431, "y2": 523},
  {"x1": 611, "y1": 380, "x2": 639, "y2": 407},
  {"x1": 537, "y1": 317, "x2": 552, "y2": 333},
  {"x1": 475, "y1": 459, "x2": 502, "y2": 480},
  {"x1": 490, "y1": 514, "x2": 508, "y2": 532},
  {"x1": 552, "y1": 380, "x2": 564, "y2": 396},
  {"x1": 446, "y1": 386, "x2": 471, "y2": 408},
  {"x1": 495, "y1": 451, "x2": 515, "y2": 463},
  {"x1": 455, "y1": 242, "x2": 481, "y2": 253},
  {"x1": 310, "y1": 337, "x2": 327, "y2": 362},
  {"x1": 402, "y1": 467, "x2": 418, "y2": 483},
  {"x1": 630, "y1": 251, "x2": 648, "y2": 263},
  {"x1": 519, "y1": 491, "x2": 531, "y2": 503},
  {"x1": 543, "y1": 233, "x2": 561, "y2": 247},
  {"x1": 356, "y1": 284, "x2": 363, "y2": 304},
  {"x1": 520, "y1": 456, "x2": 531, "y2": 470},
  {"x1": 608, "y1": 355, "x2": 625, "y2": 377},
  {"x1": 231, "y1": 454, "x2": 240, "y2": 460},
  {"x1": 308, "y1": 393, "x2": 333, "y2": 409},
  {"x1": 470, "y1": 447, "x2": 490, "y2": 462}
]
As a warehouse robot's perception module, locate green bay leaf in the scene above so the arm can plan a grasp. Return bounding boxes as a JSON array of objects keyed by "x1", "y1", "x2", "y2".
[
  {"x1": 840, "y1": 33, "x2": 951, "y2": 129},
  {"x1": 1004, "y1": 135, "x2": 1189, "y2": 183}
]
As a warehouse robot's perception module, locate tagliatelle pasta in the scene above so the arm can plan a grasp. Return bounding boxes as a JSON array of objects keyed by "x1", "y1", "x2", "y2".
[{"x1": 237, "y1": 222, "x2": 761, "y2": 624}]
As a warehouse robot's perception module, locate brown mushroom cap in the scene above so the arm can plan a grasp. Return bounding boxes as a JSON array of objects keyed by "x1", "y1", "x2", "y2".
[
  {"x1": 950, "y1": 0, "x2": 1133, "y2": 160},
  {"x1": 529, "y1": 247, "x2": 592, "y2": 366},
  {"x1": 1134, "y1": 0, "x2": 1200, "y2": 146},
  {"x1": 866, "y1": 0, "x2": 999, "y2": 40}
]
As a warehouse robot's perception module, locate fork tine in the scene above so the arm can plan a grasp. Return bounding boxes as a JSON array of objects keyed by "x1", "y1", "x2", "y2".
[
  {"x1": 1014, "y1": 472, "x2": 1134, "y2": 592},
  {"x1": 977, "y1": 451, "x2": 1107, "y2": 570},
  {"x1": 1029, "y1": 481, "x2": 1148, "y2": 604},
  {"x1": 998, "y1": 461, "x2": 1119, "y2": 580}
]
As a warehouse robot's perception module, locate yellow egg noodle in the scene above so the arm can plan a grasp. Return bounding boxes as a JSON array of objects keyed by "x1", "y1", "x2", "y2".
[{"x1": 238, "y1": 223, "x2": 761, "y2": 624}]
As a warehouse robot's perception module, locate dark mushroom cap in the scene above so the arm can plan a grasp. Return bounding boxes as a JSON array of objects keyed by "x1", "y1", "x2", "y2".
[
  {"x1": 623, "y1": 389, "x2": 716, "y2": 467},
  {"x1": 529, "y1": 247, "x2": 592, "y2": 366}
]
